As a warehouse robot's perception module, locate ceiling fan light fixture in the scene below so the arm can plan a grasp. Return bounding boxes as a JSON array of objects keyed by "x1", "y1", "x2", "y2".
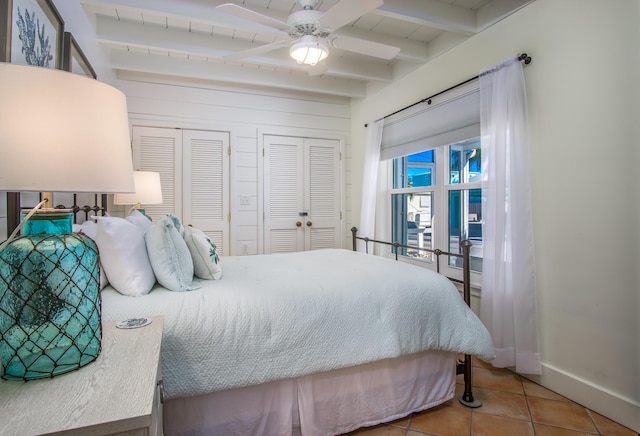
[{"x1": 289, "y1": 35, "x2": 329, "y2": 66}]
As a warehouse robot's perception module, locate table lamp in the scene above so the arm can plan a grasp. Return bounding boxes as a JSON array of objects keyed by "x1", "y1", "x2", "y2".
[
  {"x1": 0, "y1": 63, "x2": 135, "y2": 380},
  {"x1": 113, "y1": 171, "x2": 163, "y2": 216}
]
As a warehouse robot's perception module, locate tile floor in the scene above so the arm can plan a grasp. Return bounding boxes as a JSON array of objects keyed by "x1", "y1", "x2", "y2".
[{"x1": 343, "y1": 358, "x2": 637, "y2": 436}]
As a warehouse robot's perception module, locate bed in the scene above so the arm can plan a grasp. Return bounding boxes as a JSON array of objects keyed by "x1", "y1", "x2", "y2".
[{"x1": 5, "y1": 196, "x2": 494, "y2": 436}]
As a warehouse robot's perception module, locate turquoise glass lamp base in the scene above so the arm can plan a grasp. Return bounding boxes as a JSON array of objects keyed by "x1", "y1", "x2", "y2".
[
  {"x1": 21, "y1": 211, "x2": 73, "y2": 235},
  {"x1": 0, "y1": 212, "x2": 101, "y2": 380}
]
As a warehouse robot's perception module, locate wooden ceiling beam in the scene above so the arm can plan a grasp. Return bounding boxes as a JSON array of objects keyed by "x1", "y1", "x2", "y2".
[{"x1": 108, "y1": 48, "x2": 369, "y2": 98}]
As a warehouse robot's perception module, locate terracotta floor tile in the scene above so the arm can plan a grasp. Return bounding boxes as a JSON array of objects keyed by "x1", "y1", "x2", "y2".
[
  {"x1": 472, "y1": 387, "x2": 531, "y2": 421},
  {"x1": 527, "y1": 397, "x2": 597, "y2": 433},
  {"x1": 409, "y1": 404, "x2": 471, "y2": 435},
  {"x1": 522, "y1": 378, "x2": 570, "y2": 402},
  {"x1": 473, "y1": 357, "x2": 495, "y2": 369},
  {"x1": 345, "y1": 424, "x2": 407, "y2": 436},
  {"x1": 588, "y1": 410, "x2": 638, "y2": 436},
  {"x1": 472, "y1": 411, "x2": 535, "y2": 436},
  {"x1": 472, "y1": 366, "x2": 524, "y2": 394},
  {"x1": 339, "y1": 368, "x2": 637, "y2": 436},
  {"x1": 447, "y1": 382, "x2": 474, "y2": 410},
  {"x1": 385, "y1": 416, "x2": 410, "y2": 430},
  {"x1": 533, "y1": 423, "x2": 598, "y2": 435}
]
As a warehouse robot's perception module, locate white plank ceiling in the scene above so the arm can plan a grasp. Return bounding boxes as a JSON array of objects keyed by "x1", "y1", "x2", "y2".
[{"x1": 81, "y1": 0, "x2": 532, "y2": 98}]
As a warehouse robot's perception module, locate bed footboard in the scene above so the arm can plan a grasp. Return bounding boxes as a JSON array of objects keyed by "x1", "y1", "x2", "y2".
[{"x1": 350, "y1": 227, "x2": 481, "y2": 408}]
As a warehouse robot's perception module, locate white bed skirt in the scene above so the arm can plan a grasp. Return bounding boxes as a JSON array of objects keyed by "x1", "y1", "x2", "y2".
[{"x1": 163, "y1": 350, "x2": 456, "y2": 436}]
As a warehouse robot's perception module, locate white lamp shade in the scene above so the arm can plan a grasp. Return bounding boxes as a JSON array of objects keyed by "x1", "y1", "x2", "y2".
[
  {"x1": 113, "y1": 171, "x2": 163, "y2": 205},
  {"x1": 0, "y1": 63, "x2": 134, "y2": 193}
]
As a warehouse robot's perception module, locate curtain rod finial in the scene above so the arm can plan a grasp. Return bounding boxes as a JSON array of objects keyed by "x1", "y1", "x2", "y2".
[{"x1": 519, "y1": 53, "x2": 532, "y2": 64}]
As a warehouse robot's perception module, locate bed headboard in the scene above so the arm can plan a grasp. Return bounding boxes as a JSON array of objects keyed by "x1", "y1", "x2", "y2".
[{"x1": 6, "y1": 192, "x2": 108, "y2": 235}]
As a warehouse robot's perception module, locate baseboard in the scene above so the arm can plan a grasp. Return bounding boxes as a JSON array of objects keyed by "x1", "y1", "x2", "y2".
[{"x1": 523, "y1": 362, "x2": 640, "y2": 433}]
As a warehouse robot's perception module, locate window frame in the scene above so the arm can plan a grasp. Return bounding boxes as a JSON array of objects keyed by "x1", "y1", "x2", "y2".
[{"x1": 389, "y1": 140, "x2": 483, "y2": 287}]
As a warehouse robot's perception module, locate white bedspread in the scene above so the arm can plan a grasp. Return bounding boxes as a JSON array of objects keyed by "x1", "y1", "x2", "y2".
[{"x1": 101, "y1": 249, "x2": 494, "y2": 399}]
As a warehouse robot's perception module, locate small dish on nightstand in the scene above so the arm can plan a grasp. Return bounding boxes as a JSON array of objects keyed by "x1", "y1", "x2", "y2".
[{"x1": 116, "y1": 317, "x2": 152, "y2": 329}]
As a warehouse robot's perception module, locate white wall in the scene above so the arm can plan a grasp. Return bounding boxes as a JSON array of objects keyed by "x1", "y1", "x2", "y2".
[
  {"x1": 350, "y1": 0, "x2": 640, "y2": 431},
  {"x1": 51, "y1": 0, "x2": 118, "y2": 86},
  {"x1": 118, "y1": 74, "x2": 351, "y2": 255}
]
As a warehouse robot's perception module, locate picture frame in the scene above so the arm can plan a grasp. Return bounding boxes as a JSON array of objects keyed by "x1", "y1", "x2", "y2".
[
  {"x1": 0, "y1": 0, "x2": 64, "y2": 68},
  {"x1": 0, "y1": 0, "x2": 63, "y2": 235},
  {"x1": 62, "y1": 32, "x2": 96, "y2": 79}
]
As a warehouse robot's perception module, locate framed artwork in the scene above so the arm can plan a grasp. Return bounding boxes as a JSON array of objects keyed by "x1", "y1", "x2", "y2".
[
  {"x1": 62, "y1": 32, "x2": 96, "y2": 78},
  {"x1": 0, "y1": 0, "x2": 64, "y2": 68},
  {"x1": 0, "y1": 0, "x2": 63, "y2": 235}
]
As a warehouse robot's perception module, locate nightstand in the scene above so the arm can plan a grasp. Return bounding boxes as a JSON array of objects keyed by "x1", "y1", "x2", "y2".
[{"x1": 0, "y1": 316, "x2": 164, "y2": 435}]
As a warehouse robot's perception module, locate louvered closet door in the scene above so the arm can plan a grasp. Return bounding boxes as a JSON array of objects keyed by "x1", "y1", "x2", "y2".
[
  {"x1": 132, "y1": 126, "x2": 229, "y2": 256},
  {"x1": 305, "y1": 138, "x2": 341, "y2": 250},
  {"x1": 132, "y1": 126, "x2": 182, "y2": 221},
  {"x1": 264, "y1": 135, "x2": 341, "y2": 254},
  {"x1": 264, "y1": 135, "x2": 305, "y2": 253},
  {"x1": 182, "y1": 130, "x2": 229, "y2": 255}
]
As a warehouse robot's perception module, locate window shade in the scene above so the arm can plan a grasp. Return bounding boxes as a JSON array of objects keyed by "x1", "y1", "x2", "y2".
[{"x1": 380, "y1": 79, "x2": 480, "y2": 161}]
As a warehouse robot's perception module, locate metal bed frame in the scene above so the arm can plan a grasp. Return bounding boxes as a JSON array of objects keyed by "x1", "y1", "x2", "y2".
[
  {"x1": 65, "y1": 194, "x2": 109, "y2": 223},
  {"x1": 351, "y1": 226, "x2": 481, "y2": 408},
  {"x1": 6, "y1": 197, "x2": 481, "y2": 408},
  {"x1": 6, "y1": 193, "x2": 108, "y2": 235}
]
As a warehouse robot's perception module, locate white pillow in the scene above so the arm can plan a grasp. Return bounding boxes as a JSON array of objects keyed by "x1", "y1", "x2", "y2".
[
  {"x1": 96, "y1": 216, "x2": 156, "y2": 297},
  {"x1": 184, "y1": 226, "x2": 222, "y2": 280},
  {"x1": 125, "y1": 209, "x2": 152, "y2": 234},
  {"x1": 145, "y1": 215, "x2": 196, "y2": 292},
  {"x1": 73, "y1": 220, "x2": 108, "y2": 290},
  {"x1": 72, "y1": 220, "x2": 97, "y2": 240}
]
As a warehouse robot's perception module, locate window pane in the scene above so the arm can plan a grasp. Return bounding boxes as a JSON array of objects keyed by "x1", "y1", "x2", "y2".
[
  {"x1": 408, "y1": 167, "x2": 433, "y2": 188},
  {"x1": 449, "y1": 139, "x2": 481, "y2": 184},
  {"x1": 391, "y1": 192, "x2": 434, "y2": 260},
  {"x1": 408, "y1": 150, "x2": 434, "y2": 163},
  {"x1": 448, "y1": 189, "x2": 483, "y2": 272},
  {"x1": 393, "y1": 150, "x2": 435, "y2": 189}
]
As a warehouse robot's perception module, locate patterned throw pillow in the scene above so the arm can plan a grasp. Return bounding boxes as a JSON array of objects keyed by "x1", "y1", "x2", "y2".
[
  {"x1": 146, "y1": 215, "x2": 196, "y2": 292},
  {"x1": 183, "y1": 225, "x2": 222, "y2": 280},
  {"x1": 167, "y1": 214, "x2": 185, "y2": 237}
]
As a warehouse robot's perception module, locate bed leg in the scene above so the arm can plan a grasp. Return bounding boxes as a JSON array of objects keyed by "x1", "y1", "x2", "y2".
[
  {"x1": 459, "y1": 354, "x2": 482, "y2": 408},
  {"x1": 457, "y1": 240, "x2": 481, "y2": 407}
]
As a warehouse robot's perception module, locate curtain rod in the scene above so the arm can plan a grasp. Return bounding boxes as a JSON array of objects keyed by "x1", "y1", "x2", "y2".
[{"x1": 364, "y1": 53, "x2": 532, "y2": 128}]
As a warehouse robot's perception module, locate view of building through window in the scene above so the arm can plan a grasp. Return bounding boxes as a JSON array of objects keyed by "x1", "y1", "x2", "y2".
[{"x1": 391, "y1": 139, "x2": 483, "y2": 272}]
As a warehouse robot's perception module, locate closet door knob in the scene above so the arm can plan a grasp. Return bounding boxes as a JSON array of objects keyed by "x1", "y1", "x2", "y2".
[
  {"x1": 296, "y1": 221, "x2": 302, "y2": 227},
  {"x1": 306, "y1": 221, "x2": 312, "y2": 227}
]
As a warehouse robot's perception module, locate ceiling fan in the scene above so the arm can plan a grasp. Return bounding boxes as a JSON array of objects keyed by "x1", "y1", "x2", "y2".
[{"x1": 216, "y1": 0, "x2": 400, "y2": 67}]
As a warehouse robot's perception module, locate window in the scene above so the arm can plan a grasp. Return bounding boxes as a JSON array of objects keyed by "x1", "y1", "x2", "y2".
[{"x1": 391, "y1": 138, "x2": 483, "y2": 272}]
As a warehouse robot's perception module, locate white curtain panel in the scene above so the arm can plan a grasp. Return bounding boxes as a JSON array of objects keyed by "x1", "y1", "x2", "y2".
[
  {"x1": 479, "y1": 56, "x2": 541, "y2": 374},
  {"x1": 374, "y1": 160, "x2": 392, "y2": 257},
  {"x1": 358, "y1": 119, "x2": 383, "y2": 252}
]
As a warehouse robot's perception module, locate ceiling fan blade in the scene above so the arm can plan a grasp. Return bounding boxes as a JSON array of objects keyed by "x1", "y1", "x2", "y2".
[
  {"x1": 216, "y1": 3, "x2": 292, "y2": 33},
  {"x1": 223, "y1": 40, "x2": 291, "y2": 61},
  {"x1": 317, "y1": 0, "x2": 383, "y2": 31},
  {"x1": 331, "y1": 36, "x2": 400, "y2": 60}
]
